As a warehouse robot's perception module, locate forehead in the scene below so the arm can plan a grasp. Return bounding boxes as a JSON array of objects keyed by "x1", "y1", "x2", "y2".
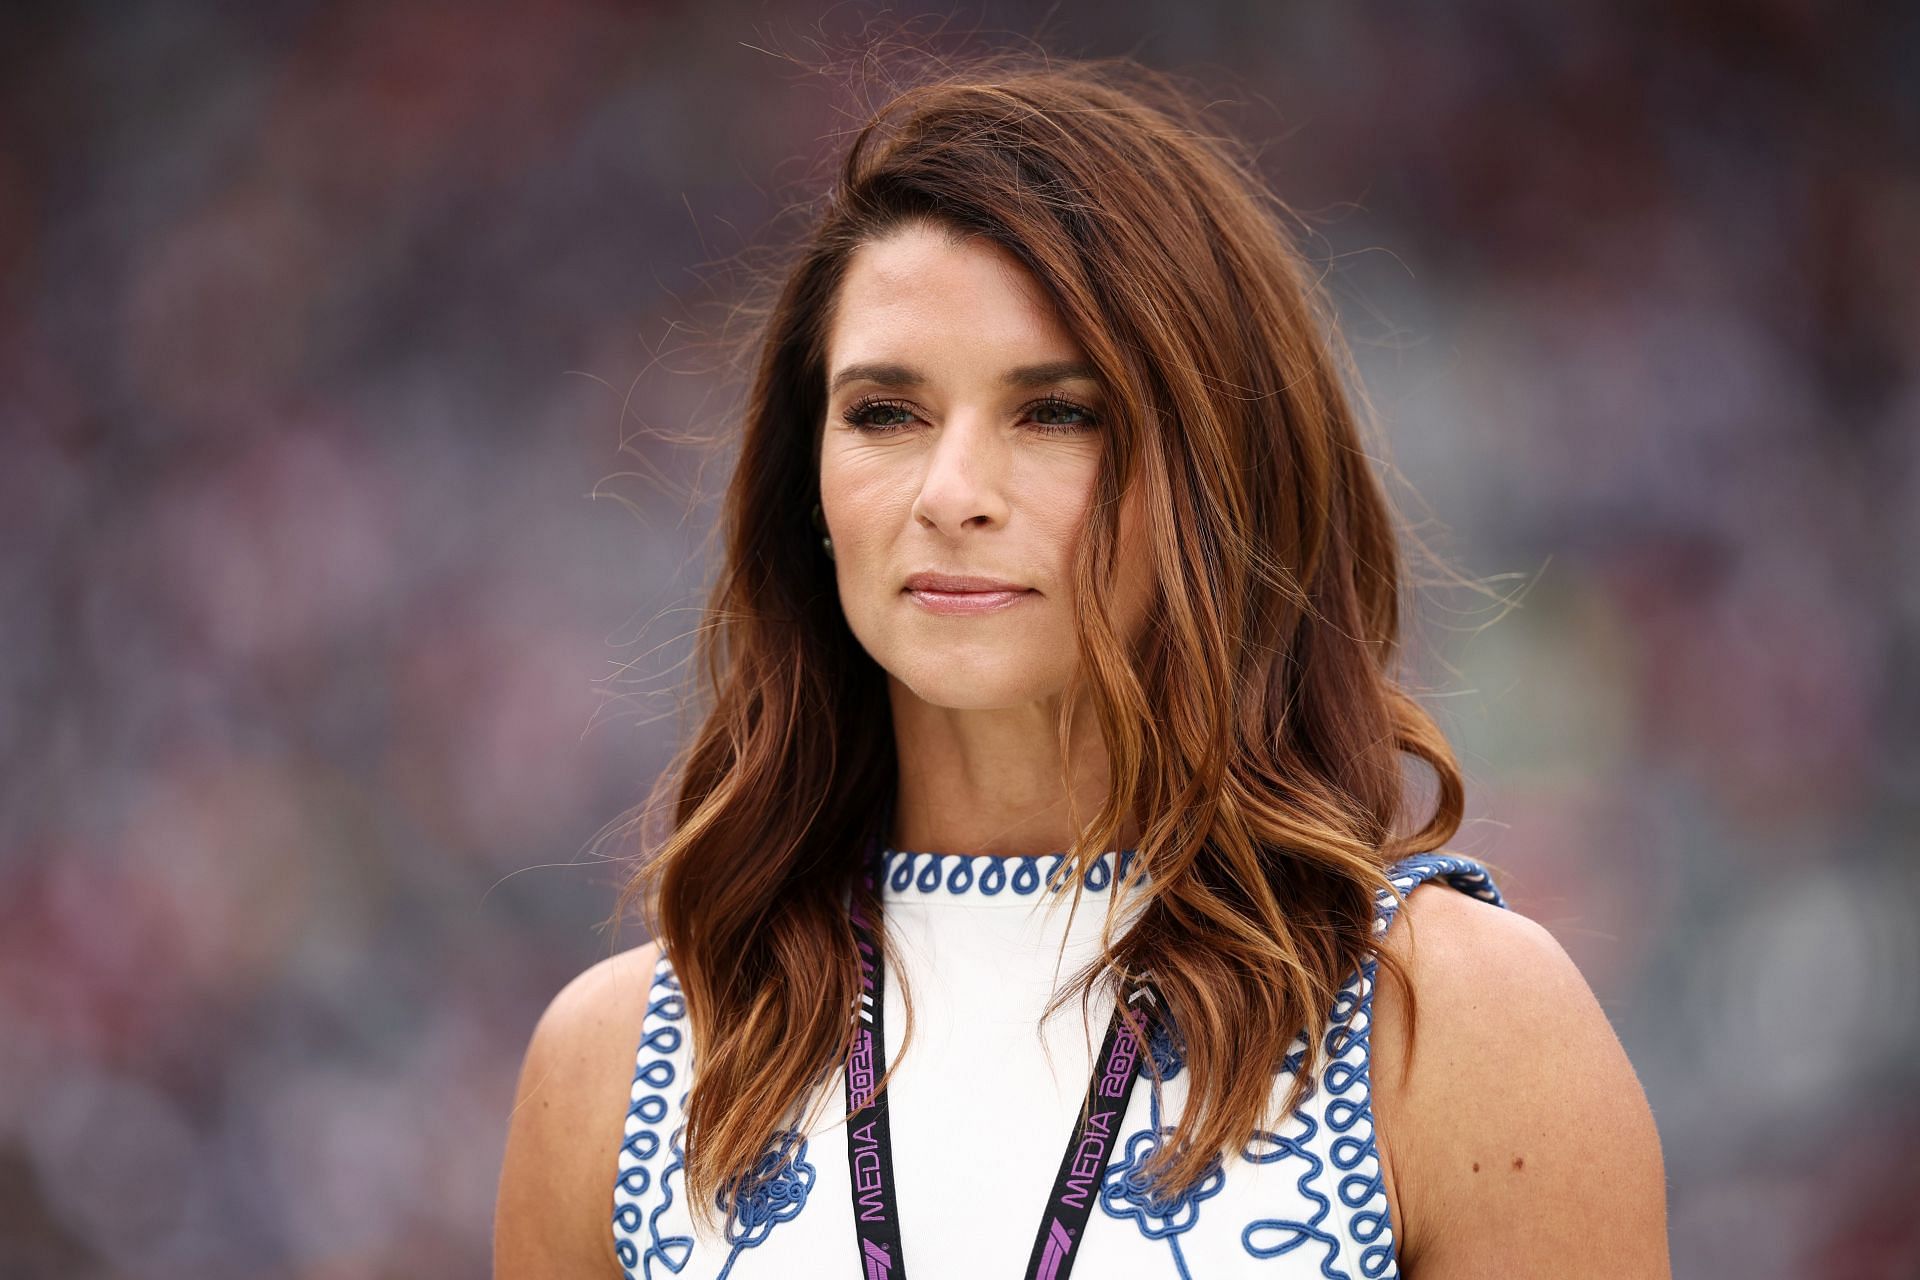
[{"x1": 824, "y1": 225, "x2": 1082, "y2": 368}]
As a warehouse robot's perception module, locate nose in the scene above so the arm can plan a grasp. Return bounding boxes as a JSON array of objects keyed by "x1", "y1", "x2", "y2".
[{"x1": 911, "y1": 412, "x2": 1011, "y2": 536}]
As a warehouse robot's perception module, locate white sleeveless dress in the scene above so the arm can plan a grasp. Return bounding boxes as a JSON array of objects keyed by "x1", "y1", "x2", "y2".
[{"x1": 613, "y1": 848, "x2": 1507, "y2": 1279}]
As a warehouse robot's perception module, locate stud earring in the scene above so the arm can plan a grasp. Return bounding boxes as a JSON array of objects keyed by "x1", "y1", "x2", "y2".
[{"x1": 811, "y1": 501, "x2": 834, "y2": 560}]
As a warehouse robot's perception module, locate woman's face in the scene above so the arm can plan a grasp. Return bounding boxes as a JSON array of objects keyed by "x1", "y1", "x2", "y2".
[{"x1": 817, "y1": 222, "x2": 1155, "y2": 711}]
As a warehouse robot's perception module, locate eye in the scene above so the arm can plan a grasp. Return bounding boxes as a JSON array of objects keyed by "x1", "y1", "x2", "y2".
[
  {"x1": 838, "y1": 395, "x2": 1102, "y2": 436},
  {"x1": 840, "y1": 397, "x2": 919, "y2": 433},
  {"x1": 1025, "y1": 395, "x2": 1100, "y2": 434}
]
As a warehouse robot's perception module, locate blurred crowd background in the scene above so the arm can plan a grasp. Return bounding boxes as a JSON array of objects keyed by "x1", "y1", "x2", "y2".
[{"x1": 3, "y1": 1, "x2": 1915, "y2": 1276}]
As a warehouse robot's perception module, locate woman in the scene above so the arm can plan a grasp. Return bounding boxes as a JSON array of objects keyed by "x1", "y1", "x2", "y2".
[{"x1": 495, "y1": 54, "x2": 1670, "y2": 1279}]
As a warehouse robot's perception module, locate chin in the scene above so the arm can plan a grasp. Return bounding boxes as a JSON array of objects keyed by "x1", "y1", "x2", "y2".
[{"x1": 889, "y1": 654, "x2": 1069, "y2": 712}]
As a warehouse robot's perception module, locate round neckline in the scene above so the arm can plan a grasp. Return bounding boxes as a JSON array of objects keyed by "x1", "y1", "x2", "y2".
[{"x1": 870, "y1": 846, "x2": 1143, "y2": 906}]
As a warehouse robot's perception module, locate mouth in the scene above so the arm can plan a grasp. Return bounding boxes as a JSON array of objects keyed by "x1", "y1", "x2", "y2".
[
  {"x1": 901, "y1": 573, "x2": 1036, "y2": 615},
  {"x1": 903, "y1": 572, "x2": 1030, "y2": 593}
]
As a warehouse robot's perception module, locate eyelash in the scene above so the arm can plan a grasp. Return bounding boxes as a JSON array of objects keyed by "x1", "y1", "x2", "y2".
[{"x1": 839, "y1": 394, "x2": 1101, "y2": 436}]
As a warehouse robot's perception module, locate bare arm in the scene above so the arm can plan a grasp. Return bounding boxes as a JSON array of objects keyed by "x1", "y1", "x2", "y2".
[
  {"x1": 1370, "y1": 882, "x2": 1671, "y2": 1278},
  {"x1": 493, "y1": 940, "x2": 662, "y2": 1280}
]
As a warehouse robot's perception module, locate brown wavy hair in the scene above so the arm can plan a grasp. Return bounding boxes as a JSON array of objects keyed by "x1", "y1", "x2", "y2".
[{"x1": 612, "y1": 50, "x2": 1489, "y2": 1230}]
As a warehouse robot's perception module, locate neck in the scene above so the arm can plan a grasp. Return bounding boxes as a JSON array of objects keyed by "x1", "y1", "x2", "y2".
[{"x1": 885, "y1": 675, "x2": 1139, "y2": 857}]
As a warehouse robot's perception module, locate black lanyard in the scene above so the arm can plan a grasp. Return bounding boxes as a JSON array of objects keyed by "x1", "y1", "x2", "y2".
[{"x1": 842, "y1": 858, "x2": 1154, "y2": 1279}]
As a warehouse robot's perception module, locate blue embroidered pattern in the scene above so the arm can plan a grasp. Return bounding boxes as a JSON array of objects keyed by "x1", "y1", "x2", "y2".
[
  {"x1": 1233, "y1": 853, "x2": 1509, "y2": 1278},
  {"x1": 1104, "y1": 1127, "x2": 1227, "y2": 1237},
  {"x1": 1148, "y1": 1017, "x2": 1186, "y2": 1080},
  {"x1": 876, "y1": 846, "x2": 1140, "y2": 900},
  {"x1": 610, "y1": 851, "x2": 1506, "y2": 1278},
  {"x1": 614, "y1": 957, "x2": 693, "y2": 1278},
  {"x1": 712, "y1": 1127, "x2": 816, "y2": 1277},
  {"x1": 1103, "y1": 1022, "x2": 1226, "y2": 1279},
  {"x1": 614, "y1": 953, "x2": 821, "y2": 1280},
  {"x1": 1241, "y1": 1115, "x2": 1347, "y2": 1270},
  {"x1": 719, "y1": 1128, "x2": 816, "y2": 1244}
]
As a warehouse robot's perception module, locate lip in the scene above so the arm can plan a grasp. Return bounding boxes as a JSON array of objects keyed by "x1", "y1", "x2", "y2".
[
  {"x1": 902, "y1": 571, "x2": 1035, "y2": 616},
  {"x1": 903, "y1": 572, "x2": 1030, "y2": 593}
]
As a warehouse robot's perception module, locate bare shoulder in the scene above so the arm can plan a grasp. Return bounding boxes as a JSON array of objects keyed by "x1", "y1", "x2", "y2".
[
  {"x1": 493, "y1": 938, "x2": 664, "y2": 1280},
  {"x1": 1368, "y1": 876, "x2": 1670, "y2": 1279}
]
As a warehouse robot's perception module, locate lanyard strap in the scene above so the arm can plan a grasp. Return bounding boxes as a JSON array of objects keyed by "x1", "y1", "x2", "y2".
[{"x1": 843, "y1": 866, "x2": 1153, "y2": 1280}]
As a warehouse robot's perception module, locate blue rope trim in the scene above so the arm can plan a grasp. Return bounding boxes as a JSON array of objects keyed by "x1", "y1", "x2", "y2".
[
  {"x1": 874, "y1": 846, "x2": 1140, "y2": 900},
  {"x1": 613, "y1": 954, "x2": 694, "y2": 1279}
]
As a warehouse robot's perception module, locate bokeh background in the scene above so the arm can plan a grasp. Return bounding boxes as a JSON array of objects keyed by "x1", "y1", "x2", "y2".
[{"x1": 4, "y1": 2, "x2": 1916, "y2": 1276}]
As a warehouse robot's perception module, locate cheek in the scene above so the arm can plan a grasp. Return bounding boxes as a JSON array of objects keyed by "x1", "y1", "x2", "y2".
[
  {"x1": 838, "y1": 491, "x2": 913, "y2": 567},
  {"x1": 819, "y1": 456, "x2": 909, "y2": 549},
  {"x1": 1036, "y1": 458, "x2": 1103, "y2": 543}
]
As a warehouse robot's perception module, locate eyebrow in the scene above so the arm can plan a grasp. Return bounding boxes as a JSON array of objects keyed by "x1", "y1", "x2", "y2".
[{"x1": 826, "y1": 359, "x2": 1101, "y2": 397}]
